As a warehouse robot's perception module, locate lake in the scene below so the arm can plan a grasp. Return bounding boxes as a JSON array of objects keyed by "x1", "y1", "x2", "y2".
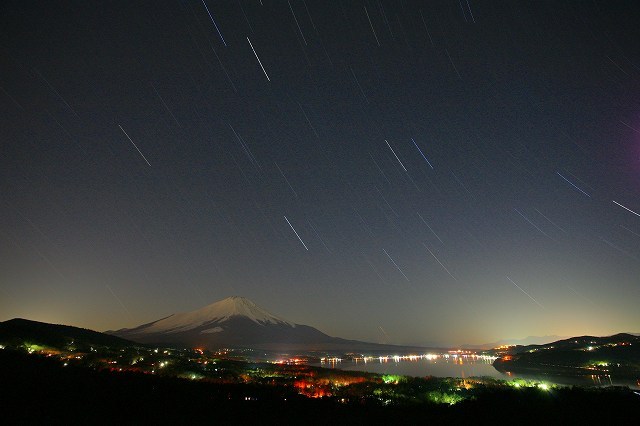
[
  {"x1": 314, "y1": 354, "x2": 501, "y2": 379},
  {"x1": 311, "y1": 354, "x2": 639, "y2": 389}
]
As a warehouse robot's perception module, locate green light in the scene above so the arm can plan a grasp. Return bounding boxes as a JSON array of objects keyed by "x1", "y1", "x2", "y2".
[
  {"x1": 382, "y1": 375, "x2": 404, "y2": 384},
  {"x1": 427, "y1": 391, "x2": 465, "y2": 405},
  {"x1": 23, "y1": 343, "x2": 45, "y2": 353}
]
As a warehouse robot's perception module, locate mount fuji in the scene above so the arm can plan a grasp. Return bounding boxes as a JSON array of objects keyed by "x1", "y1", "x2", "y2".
[{"x1": 109, "y1": 296, "x2": 388, "y2": 351}]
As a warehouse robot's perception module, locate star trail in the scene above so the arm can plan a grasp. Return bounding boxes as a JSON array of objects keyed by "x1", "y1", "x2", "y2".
[{"x1": 1, "y1": 1, "x2": 639, "y2": 347}]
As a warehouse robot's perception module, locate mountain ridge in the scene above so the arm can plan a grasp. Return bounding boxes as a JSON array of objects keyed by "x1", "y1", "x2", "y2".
[
  {"x1": 108, "y1": 296, "x2": 412, "y2": 351},
  {"x1": 492, "y1": 333, "x2": 640, "y2": 379},
  {"x1": 0, "y1": 318, "x2": 135, "y2": 349},
  {"x1": 462, "y1": 335, "x2": 569, "y2": 349},
  {"x1": 110, "y1": 296, "x2": 296, "y2": 337}
]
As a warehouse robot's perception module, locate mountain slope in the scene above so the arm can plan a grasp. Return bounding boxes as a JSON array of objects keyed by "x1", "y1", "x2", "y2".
[
  {"x1": 463, "y1": 335, "x2": 568, "y2": 349},
  {"x1": 0, "y1": 318, "x2": 134, "y2": 350},
  {"x1": 109, "y1": 296, "x2": 350, "y2": 350},
  {"x1": 493, "y1": 333, "x2": 640, "y2": 378},
  {"x1": 119, "y1": 296, "x2": 295, "y2": 336}
]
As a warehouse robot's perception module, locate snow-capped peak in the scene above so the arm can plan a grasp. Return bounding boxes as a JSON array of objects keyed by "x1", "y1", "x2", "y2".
[
  {"x1": 198, "y1": 296, "x2": 294, "y2": 326},
  {"x1": 128, "y1": 296, "x2": 295, "y2": 335}
]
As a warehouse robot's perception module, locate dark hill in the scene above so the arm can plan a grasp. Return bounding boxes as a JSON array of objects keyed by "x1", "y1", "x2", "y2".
[
  {"x1": 493, "y1": 333, "x2": 640, "y2": 379},
  {"x1": 0, "y1": 318, "x2": 135, "y2": 350}
]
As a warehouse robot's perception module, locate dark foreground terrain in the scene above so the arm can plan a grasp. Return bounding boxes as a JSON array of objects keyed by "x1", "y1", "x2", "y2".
[{"x1": 2, "y1": 349, "x2": 639, "y2": 425}]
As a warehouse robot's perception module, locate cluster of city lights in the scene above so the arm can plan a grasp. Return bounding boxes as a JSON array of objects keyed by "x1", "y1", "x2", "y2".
[{"x1": 320, "y1": 352, "x2": 498, "y2": 365}]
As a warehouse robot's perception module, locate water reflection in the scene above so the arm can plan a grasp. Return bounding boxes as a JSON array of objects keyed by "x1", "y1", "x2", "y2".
[
  {"x1": 313, "y1": 353, "x2": 638, "y2": 389},
  {"x1": 316, "y1": 352, "x2": 501, "y2": 380}
]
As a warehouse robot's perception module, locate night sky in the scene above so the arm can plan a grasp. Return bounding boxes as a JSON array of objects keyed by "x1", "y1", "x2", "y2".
[{"x1": 1, "y1": 1, "x2": 639, "y2": 347}]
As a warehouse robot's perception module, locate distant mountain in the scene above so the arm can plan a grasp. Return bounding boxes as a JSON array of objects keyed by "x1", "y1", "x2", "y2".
[
  {"x1": 462, "y1": 335, "x2": 568, "y2": 349},
  {"x1": 0, "y1": 318, "x2": 134, "y2": 350},
  {"x1": 108, "y1": 296, "x2": 427, "y2": 352},
  {"x1": 493, "y1": 333, "x2": 640, "y2": 378}
]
